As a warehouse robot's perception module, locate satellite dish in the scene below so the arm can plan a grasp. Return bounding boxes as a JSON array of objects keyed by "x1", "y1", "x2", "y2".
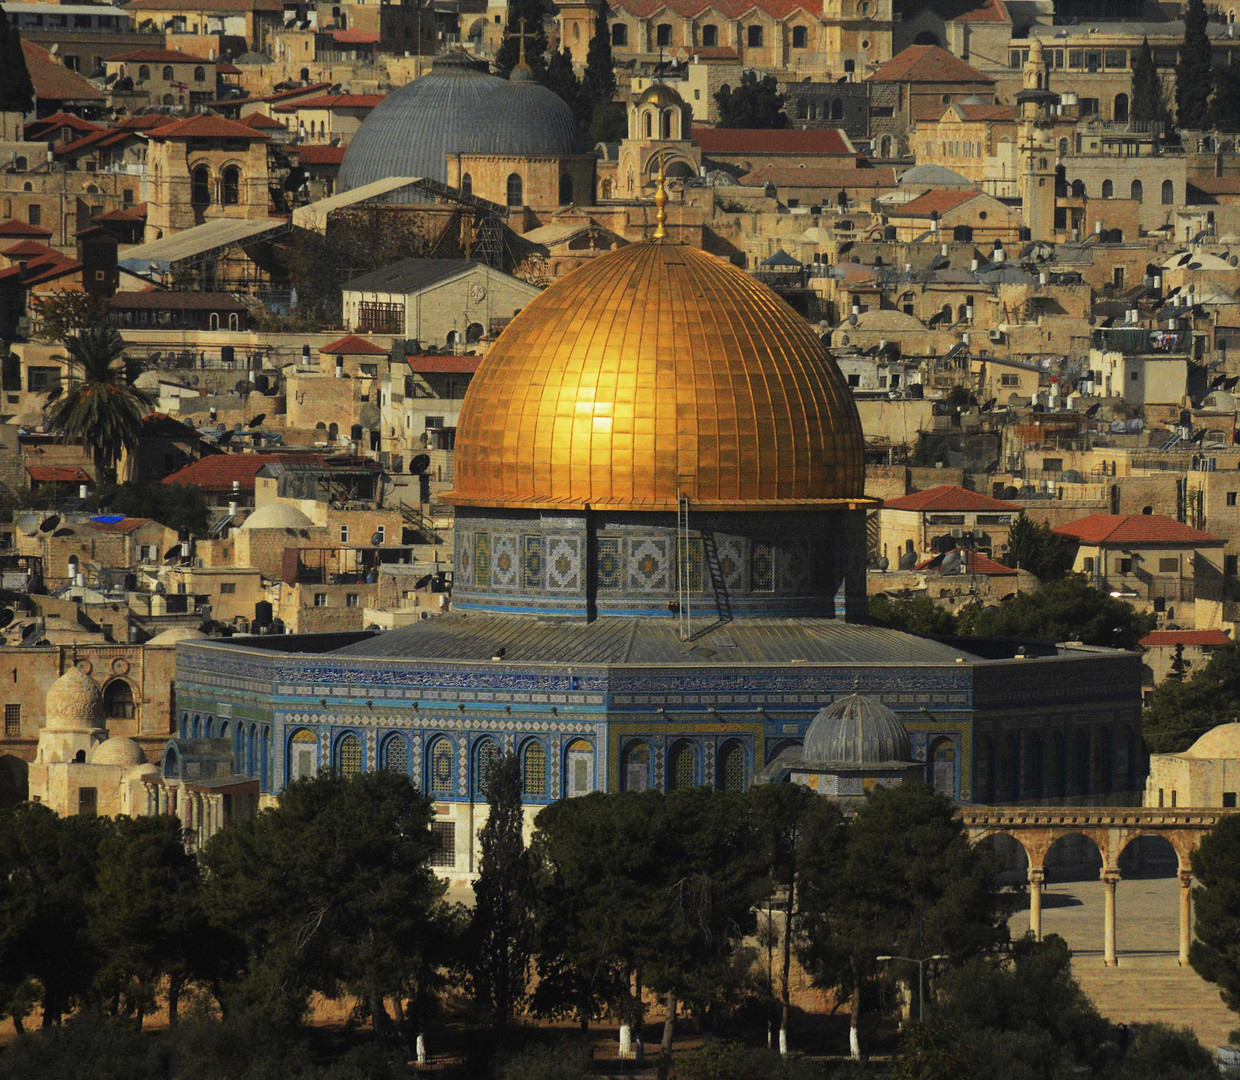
[
  {"x1": 0, "y1": 610, "x2": 13, "y2": 630},
  {"x1": 38, "y1": 515, "x2": 60, "y2": 533},
  {"x1": 155, "y1": 582, "x2": 166, "y2": 595},
  {"x1": 941, "y1": 549, "x2": 962, "y2": 572},
  {"x1": 247, "y1": 413, "x2": 266, "y2": 428},
  {"x1": 15, "y1": 513, "x2": 38, "y2": 536},
  {"x1": 898, "y1": 549, "x2": 917, "y2": 570},
  {"x1": 409, "y1": 453, "x2": 431, "y2": 475},
  {"x1": 370, "y1": 532, "x2": 383, "y2": 547},
  {"x1": 217, "y1": 430, "x2": 233, "y2": 447},
  {"x1": 877, "y1": 556, "x2": 889, "y2": 572},
  {"x1": 164, "y1": 544, "x2": 181, "y2": 562},
  {"x1": 52, "y1": 528, "x2": 74, "y2": 537}
]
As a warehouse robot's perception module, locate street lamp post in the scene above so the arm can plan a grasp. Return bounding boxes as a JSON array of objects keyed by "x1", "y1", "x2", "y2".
[{"x1": 875, "y1": 954, "x2": 947, "y2": 1023}]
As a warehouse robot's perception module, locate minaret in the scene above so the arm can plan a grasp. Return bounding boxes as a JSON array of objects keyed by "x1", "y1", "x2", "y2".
[{"x1": 1016, "y1": 38, "x2": 1059, "y2": 243}]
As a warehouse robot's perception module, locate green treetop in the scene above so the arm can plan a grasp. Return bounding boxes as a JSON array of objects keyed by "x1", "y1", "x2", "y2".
[{"x1": 1177, "y1": 0, "x2": 1213, "y2": 129}]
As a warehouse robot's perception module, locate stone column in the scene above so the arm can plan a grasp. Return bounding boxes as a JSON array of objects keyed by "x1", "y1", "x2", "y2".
[
  {"x1": 1179, "y1": 869, "x2": 1193, "y2": 966},
  {"x1": 1102, "y1": 869, "x2": 1120, "y2": 967},
  {"x1": 1028, "y1": 865, "x2": 1045, "y2": 942}
]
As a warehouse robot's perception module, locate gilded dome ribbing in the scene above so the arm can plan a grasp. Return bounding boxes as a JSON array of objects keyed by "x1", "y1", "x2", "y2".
[{"x1": 446, "y1": 242, "x2": 865, "y2": 512}]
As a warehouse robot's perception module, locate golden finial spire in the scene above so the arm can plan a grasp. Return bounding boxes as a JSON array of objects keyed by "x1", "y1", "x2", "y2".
[
  {"x1": 653, "y1": 153, "x2": 668, "y2": 240},
  {"x1": 507, "y1": 17, "x2": 534, "y2": 81}
]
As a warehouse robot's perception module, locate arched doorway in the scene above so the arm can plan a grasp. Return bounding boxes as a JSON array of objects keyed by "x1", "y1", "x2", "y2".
[
  {"x1": 0, "y1": 754, "x2": 27, "y2": 807},
  {"x1": 927, "y1": 737, "x2": 956, "y2": 796}
]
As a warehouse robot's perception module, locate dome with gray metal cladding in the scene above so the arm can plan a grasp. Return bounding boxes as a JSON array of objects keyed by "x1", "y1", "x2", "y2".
[
  {"x1": 337, "y1": 52, "x2": 587, "y2": 192},
  {"x1": 802, "y1": 689, "x2": 911, "y2": 766}
]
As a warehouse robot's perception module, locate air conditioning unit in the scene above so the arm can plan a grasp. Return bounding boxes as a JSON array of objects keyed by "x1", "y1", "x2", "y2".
[{"x1": 989, "y1": 329, "x2": 1004, "y2": 342}]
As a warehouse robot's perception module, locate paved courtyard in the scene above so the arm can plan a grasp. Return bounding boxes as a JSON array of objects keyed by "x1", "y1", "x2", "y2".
[{"x1": 1009, "y1": 872, "x2": 1238, "y2": 1050}]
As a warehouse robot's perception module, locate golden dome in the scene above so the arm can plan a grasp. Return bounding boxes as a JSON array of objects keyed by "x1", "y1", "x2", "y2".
[
  {"x1": 638, "y1": 82, "x2": 684, "y2": 109},
  {"x1": 446, "y1": 242, "x2": 866, "y2": 511}
]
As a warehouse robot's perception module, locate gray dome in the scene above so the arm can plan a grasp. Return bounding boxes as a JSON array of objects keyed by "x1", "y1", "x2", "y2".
[
  {"x1": 898, "y1": 164, "x2": 974, "y2": 188},
  {"x1": 338, "y1": 53, "x2": 587, "y2": 192},
  {"x1": 803, "y1": 690, "x2": 911, "y2": 766}
]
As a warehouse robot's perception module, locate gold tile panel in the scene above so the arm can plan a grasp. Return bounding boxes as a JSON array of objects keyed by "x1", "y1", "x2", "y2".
[{"x1": 444, "y1": 241, "x2": 866, "y2": 512}]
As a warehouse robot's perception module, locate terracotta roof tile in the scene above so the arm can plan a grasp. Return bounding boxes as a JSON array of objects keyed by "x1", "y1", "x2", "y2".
[
  {"x1": 406, "y1": 354, "x2": 480, "y2": 373},
  {"x1": 1139, "y1": 629, "x2": 1232, "y2": 647},
  {"x1": 238, "y1": 112, "x2": 286, "y2": 130},
  {"x1": 296, "y1": 144, "x2": 347, "y2": 165},
  {"x1": 274, "y1": 93, "x2": 385, "y2": 111},
  {"x1": 106, "y1": 48, "x2": 211, "y2": 63},
  {"x1": 868, "y1": 44, "x2": 994, "y2": 85},
  {"x1": 27, "y1": 465, "x2": 90, "y2": 483},
  {"x1": 321, "y1": 334, "x2": 388, "y2": 355},
  {"x1": 329, "y1": 29, "x2": 379, "y2": 44},
  {"x1": 882, "y1": 485, "x2": 1019, "y2": 512},
  {"x1": 890, "y1": 188, "x2": 981, "y2": 217},
  {"x1": 0, "y1": 218, "x2": 53, "y2": 239},
  {"x1": 25, "y1": 112, "x2": 103, "y2": 138},
  {"x1": 3, "y1": 240, "x2": 57, "y2": 258},
  {"x1": 95, "y1": 204, "x2": 148, "y2": 223},
  {"x1": 1053, "y1": 514, "x2": 1223, "y2": 546},
  {"x1": 949, "y1": 0, "x2": 1009, "y2": 22},
  {"x1": 146, "y1": 114, "x2": 271, "y2": 141},
  {"x1": 612, "y1": 0, "x2": 814, "y2": 18},
  {"x1": 163, "y1": 452, "x2": 327, "y2": 493},
  {"x1": 694, "y1": 126, "x2": 852, "y2": 155},
  {"x1": 21, "y1": 40, "x2": 104, "y2": 102}
]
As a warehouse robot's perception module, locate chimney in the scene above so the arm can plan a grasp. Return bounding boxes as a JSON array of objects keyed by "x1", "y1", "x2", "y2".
[
  {"x1": 229, "y1": 500, "x2": 238, "y2": 519},
  {"x1": 971, "y1": 258, "x2": 979, "y2": 272},
  {"x1": 78, "y1": 483, "x2": 87, "y2": 499},
  {"x1": 1039, "y1": 271, "x2": 1048, "y2": 285}
]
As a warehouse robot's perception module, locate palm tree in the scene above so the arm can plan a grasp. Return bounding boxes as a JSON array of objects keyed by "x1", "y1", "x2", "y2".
[{"x1": 46, "y1": 327, "x2": 153, "y2": 484}]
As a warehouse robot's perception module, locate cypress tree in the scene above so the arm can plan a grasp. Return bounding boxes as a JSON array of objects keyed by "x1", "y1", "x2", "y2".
[
  {"x1": 0, "y1": 8, "x2": 34, "y2": 117},
  {"x1": 1132, "y1": 37, "x2": 1167, "y2": 128},
  {"x1": 582, "y1": 0, "x2": 617, "y2": 109},
  {"x1": 1176, "y1": 0, "x2": 1213, "y2": 129}
]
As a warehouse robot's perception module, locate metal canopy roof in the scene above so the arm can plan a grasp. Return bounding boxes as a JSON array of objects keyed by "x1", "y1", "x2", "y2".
[{"x1": 118, "y1": 217, "x2": 286, "y2": 272}]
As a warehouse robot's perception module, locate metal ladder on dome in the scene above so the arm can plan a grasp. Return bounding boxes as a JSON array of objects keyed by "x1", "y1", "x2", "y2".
[
  {"x1": 677, "y1": 489, "x2": 692, "y2": 642},
  {"x1": 700, "y1": 530, "x2": 732, "y2": 628}
]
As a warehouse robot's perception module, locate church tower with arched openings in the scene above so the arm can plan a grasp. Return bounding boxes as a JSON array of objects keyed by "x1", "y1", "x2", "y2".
[
  {"x1": 1016, "y1": 38, "x2": 1060, "y2": 243},
  {"x1": 615, "y1": 82, "x2": 700, "y2": 201}
]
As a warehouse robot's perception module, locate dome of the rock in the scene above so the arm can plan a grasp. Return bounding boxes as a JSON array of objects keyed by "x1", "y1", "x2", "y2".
[
  {"x1": 337, "y1": 53, "x2": 587, "y2": 192},
  {"x1": 446, "y1": 241, "x2": 865, "y2": 512}
]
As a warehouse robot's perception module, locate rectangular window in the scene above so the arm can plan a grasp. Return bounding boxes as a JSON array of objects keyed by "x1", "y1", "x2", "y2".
[
  {"x1": 356, "y1": 300, "x2": 402, "y2": 335},
  {"x1": 1000, "y1": 373, "x2": 1020, "y2": 387},
  {"x1": 656, "y1": 23, "x2": 671, "y2": 46},
  {"x1": 26, "y1": 366, "x2": 61, "y2": 392},
  {"x1": 792, "y1": 25, "x2": 807, "y2": 48},
  {"x1": 1225, "y1": 792, "x2": 1238, "y2": 808},
  {"x1": 219, "y1": 582, "x2": 236, "y2": 594},
  {"x1": 27, "y1": 204, "x2": 40, "y2": 226},
  {"x1": 346, "y1": 593, "x2": 359, "y2": 607},
  {"x1": 1228, "y1": 492, "x2": 1237, "y2": 506},
  {"x1": 1104, "y1": 49, "x2": 1127, "y2": 70},
  {"x1": 4, "y1": 704, "x2": 18, "y2": 737},
  {"x1": 1042, "y1": 458, "x2": 1063, "y2": 472},
  {"x1": 1068, "y1": 49, "x2": 1083, "y2": 68},
  {"x1": 1172, "y1": 790, "x2": 1177, "y2": 807},
  {"x1": 1083, "y1": 557, "x2": 1095, "y2": 573},
  {"x1": 429, "y1": 820, "x2": 455, "y2": 867},
  {"x1": 1158, "y1": 557, "x2": 1179, "y2": 573},
  {"x1": 375, "y1": 525, "x2": 385, "y2": 543},
  {"x1": 1158, "y1": 787, "x2": 1164, "y2": 807},
  {"x1": 746, "y1": 24, "x2": 762, "y2": 47},
  {"x1": 313, "y1": 592, "x2": 327, "y2": 607},
  {"x1": 1113, "y1": 266, "x2": 1125, "y2": 288},
  {"x1": 78, "y1": 787, "x2": 97, "y2": 817},
  {"x1": 359, "y1": 364, "x2": 378, "y2": 378},
  {"x1": 1118, "y1": 557, "x2": 1133, "y2": 574},
  {"x1": 340, "y1": 524, "x2": 350, "y2": 544},
  {"x1": 1227, "y1": 554, "x2": 1238, "y2": 576}
]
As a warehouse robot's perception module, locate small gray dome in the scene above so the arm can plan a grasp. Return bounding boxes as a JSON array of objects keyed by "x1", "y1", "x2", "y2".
[
  {"x1": 803, "y1": 690, "x2": 910, "y2": 766},
  {"x1": 338, "y1": 52, "x2": 587, "y2": 192},
  {"x1": 898, "y1": 164, "x2": 974, "y2": 188}
]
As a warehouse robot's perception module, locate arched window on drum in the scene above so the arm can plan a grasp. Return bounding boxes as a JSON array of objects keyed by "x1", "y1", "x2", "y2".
[{"x1": 564, "y1": 738, "x2": 594, "y2": 797}]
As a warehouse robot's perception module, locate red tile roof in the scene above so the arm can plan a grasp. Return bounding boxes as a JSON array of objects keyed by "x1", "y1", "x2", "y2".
[
  {"x1": 694, "y1": 126, "x2": 852, "y2": 156},
  {"x1": 274, "y1": 93, "x2": 385, "y2": 111},
  {"x1": 90, "y1": 516, "x2": 154, "y2": 534},
  {"x1": 1053, "y1": 514, "x2": 1223, "y2": 546},
  {"x1": 27, "y1": 465, "x2": 90, "y2": 483},
  {"x1": 23, "y1": 255, "x2": 83, "y2": 285},
  {"x1": 252, "y1": 82, "x2": 333, "y2": 104},
  {"x1": 0, "y1": 218, "x2": 53, "y2": 239},
  {"x1": 1139, "y1": 629, "x2": 1232, "y2": 648},
  {"x1": 55, "y1": 126, "x2": 146, "y2": 158},
  {"x1": 329, "y1": 29, "x2": 380, "y2": 44},
  {"x1": 611, "y1": 0, "x2": 814, "y2": 18},
  {"x1": 890, "y1": 188, "x2": 982, "y2": 217},
  {"x1": 146, "y1": 114, "x2": 271, "y2": 141},
  {"x1": 296, "y1": 144, "x2": 347, "y2": 165},
  {"x1": 218, "y1": 62, "x2": 242, "y2": 75},
  {"x1": 21, "y1": 40, "x2": 105, "y2": 102},
  {"x1": 321, "y1": 334, "x2": 388, "y2": 355},
  {"x1": 882, "y1": 485, "x2": 1020, "y2": 512},
  {"x1": 915, "y1": 549, "x2": 1018, "y2": 575},
  {"x1": 163, "y1": 452, "x2": 326, "y2": 493},
  {"x1": 95, "y1": 204, "x2": 148, "y2": 223},
  {"x1": 25, "y1": 112, "x2": 104, "y2": 138},
  {"x1": 106, "y1": 48, "x2": 212, "y2": 63},
  {"x1": 868, "y1": 44, "x2": 994, "y2": 85},
  {"x1": 3, "y1": 240, "x2": 57, "y2": 258},
  {"x1": 406, "y1": 354, "x2": 481, "y2": 374},
  {"x1": 238, "y1": 112, "x2": 286, "y2": 130},
  {"x1": 949, "y1": 0, "x2": 1009, "y2": 21}
]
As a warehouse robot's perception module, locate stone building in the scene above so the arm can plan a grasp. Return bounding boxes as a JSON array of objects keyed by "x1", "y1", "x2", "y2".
[
  {"x1": 143, "y1": 114, "x2": 272, "y2": 240},
  {"x1": 1145, "y1": 722, "x2": 1240, "y2": 810}
]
